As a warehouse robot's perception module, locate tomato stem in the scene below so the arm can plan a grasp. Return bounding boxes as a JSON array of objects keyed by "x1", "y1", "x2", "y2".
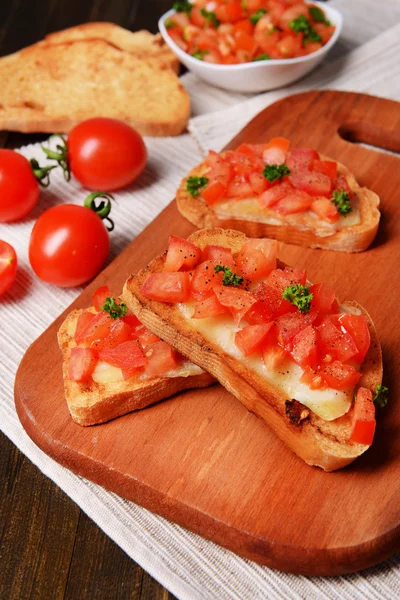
[
  {"x1": 84, "y1": 192, "x2": 115, "y2": 232},
  {"x1": 30, "y1": 158, "x2": 57, "y2": 187},
  {"x1": 41, "y1": 135, "x2": 71, "y2": 182}
]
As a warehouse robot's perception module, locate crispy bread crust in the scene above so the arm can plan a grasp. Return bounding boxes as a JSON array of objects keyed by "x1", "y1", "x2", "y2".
[
  {"x1": 122, "y1": 228, "x2": 383, "y2": 471},
  {"x1": 58, "y1": 309, "x2": 214, "y2": 426},
  {"x1": 176, "y1": 155, "x2": 380, "y2": 252}
]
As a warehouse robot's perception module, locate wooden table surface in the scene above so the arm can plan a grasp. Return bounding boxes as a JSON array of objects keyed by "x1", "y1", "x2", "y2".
[{"x1": 0, "y1": 1, "x2": 177, "y2": 598}]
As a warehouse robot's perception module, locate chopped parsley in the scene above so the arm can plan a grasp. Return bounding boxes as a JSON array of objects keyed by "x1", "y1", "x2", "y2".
[
  {"x1": 331, "y1": 190, "x2": 352, "y2": 215},
  {"x1": 373, "y1": 385, "x2": 389, "y2": 408},
  {"x1": 250, "y1": 8, "x2": 267, "y2": 24},
  {"x1": 282, "y1": 284, "x2": 313, "y2": 314},
  {"x1": 200, "y1": 7, "x2": 220, "y2": 28},
  {"x1": 191, "y1": 48, "x2": 209, "y2": 60},
  {"x1": 263, "y1": 163, "x2": 291, "y2": 183},
  {"x1": 101, "y1": 297, "x2": 128, "y2": 320},
  {"x1": 214, "y1": 265, "x2": 244, "y2": 287},
  {"x1": 289, "y1": 15, "x2": 322, "y2": 44},
  {"x1": 253, "y1": 53, "x2": 270, "y2": 61},
  {"x1": 173, "y1": 1, "x2": 192, "y2": 15},
  {"x1": 186, "y1": 175, "x2": 209, "y2": 196},
  {"x1": 309, "y1": 6, "x2": 331, "y2": 25}
]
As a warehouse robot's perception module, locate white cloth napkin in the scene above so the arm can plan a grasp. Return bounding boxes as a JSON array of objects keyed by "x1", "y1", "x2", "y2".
[{"x1": 1, "y1": 1, "x2": 400, "y2": 598}]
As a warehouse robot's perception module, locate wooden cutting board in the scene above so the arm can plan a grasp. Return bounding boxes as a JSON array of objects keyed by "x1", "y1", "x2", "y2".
[{"x1": 15, "y1": 91, "x2": 400, "y2": 576}]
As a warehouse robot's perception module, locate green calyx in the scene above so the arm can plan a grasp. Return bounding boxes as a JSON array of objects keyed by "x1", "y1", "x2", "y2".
[
  {"x1": 30, "y1": 158, "x2": 57, "y2": 187},
  {"x1": 41, "y1": 134, "x2": 70, "y2": 181},
  {"x1": 84, "y1": 192, "x2": 115, "y2": 231}
]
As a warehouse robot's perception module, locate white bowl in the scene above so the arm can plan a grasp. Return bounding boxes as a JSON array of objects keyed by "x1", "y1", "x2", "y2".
[{"x1": 159, "y1": 2, "x2": 342, "y2": 93}]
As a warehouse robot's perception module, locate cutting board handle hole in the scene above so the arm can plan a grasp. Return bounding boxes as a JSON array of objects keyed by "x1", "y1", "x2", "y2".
[{"x1": 338, "y1": 121, "x2": 400, "y2": 155}]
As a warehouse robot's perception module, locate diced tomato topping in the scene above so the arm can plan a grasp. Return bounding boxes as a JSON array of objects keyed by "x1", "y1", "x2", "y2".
[
  {"x1": 334, "y1": 175, "x2": 354, "y2": 199},
  {"x1": 141, "y1": 272, "x2": 190, "y2": 303},
  {"x1": 192, "y1": 294, "x2": 228, "y2": 319},
  {"x1": 226, "y1": 178, "x2": 253, "y2": 198},
  {"x1": 322, "y1": 361, "x2": 361, "y2": 391},
  {"x1": 277, "y1": 34, "x2": 302, "y2": 58},
  {"x1": 92, "y1": 285, "x2": 111, "y2": 312},
  {"x1": 74, "y1": 311, "x2": 96, "y2": 343},
  {"x1": 286, "y1": 148, "x2": 319, "y2": 172},
  {"x1": 268, "y1": 266, "x2": 306, "y2": 292},
  {"x1": 75, "y1": 312, "x2": 113, "y2": 346},
  {"x1": 248, "y1": 171, "x2": 268, "y2": 195},
  {"x1": 164, "y1": 236, "x2": 202, "y2": 272},
  {"x1": 144, "y1": 341, "x2": 177, "y2": 377},
  {"x1": 317, "y1": 318, "x2": 358, "y2": 363},
  {"x1": 265, "y1": 137, "x2": 290, "y2": 153},
  {"x1": 99, "y1": 340, "x2": 146, "y2": 371},
  {"x1": 274, "y1": 190, "x2": 313, "y2": 215},
  {"x1": 136, "y1": 325, "x2": 160, "y2": 346},
  {"x1": 121, "y1": 313, "x2": 141, "y2": 328},
  {"x1": 201, "y1": 181, "x2": 227, "y2": 206},
  {"x1": 168, "y1": 29, "x2": 188, "y2": 51},
  {"x1": 190, "y1": 5, "x2": 208, "y2": 28},
  {"x1": 311, "y1": 197, "x2": 339, "y2": 223},
  {"x1": 68, "y1": 347, "x2": 98, "y2": 382},
  {"x1": 206, "y1": 153, "x2": 234, "y2": 187},
  {"x1": 291, "y1": 325, "x2": 319, "y2": 369},
  {"x1": 338, "y1": 313, "x2": 370, "y2": 365},
  {"x1": 235, "y1": 238, "x2": 278, "y2": 281},
  {"x1": 262, "y1": 345, "x2": 287, "y2": 370},
  {"x1": 310, "y1": 283, "x2": 336, "y2": 313},
  {"x1": 91, "y1": 319, "x2": 132, "y2": 351},
  {"x1": 245, "y1": 281, "x2": 293, "y2": 324},
  {"x1": 213, "y1": 285, "x2": 257, "y2": 324},
  {"x1": 289, "y1": 171, "x2": 332, "y2": 197},
  {"x1": 235, "y1": 143, "x2": 258, "y2": 158},
  {"x1": 350, "y1": 387, "x2": 376, "y2": 445},
  {"x1": 202, "y1": 245, "x2": 236, "y2": 270},
  {"x1": 300, "y1": 366, "x2": 326, "y2": 390},
  {"x1": 313, "y1": 160, "x2": 337, "y2": 179},
  {"x1": 190, "y1": 260, "x2": 223, "y2": 299},
  {"x1": 235, "y1": 323, "x2": 273, "y2": 356},
  {"x1": 258, "y1": 181, "x2": 293, "y2": 209},
  {"x1": 216, "y1": 1, "x2": 244, "y2": 23},
  {"x1": 275, "y1": 310, "x2": 318, "y2": 348},
  {"x1": 233, "y1": 18, "x2": 254, "y2": 35},
  {"x1": 235, "y1": 31, "x2": 257, "y2": 54}
]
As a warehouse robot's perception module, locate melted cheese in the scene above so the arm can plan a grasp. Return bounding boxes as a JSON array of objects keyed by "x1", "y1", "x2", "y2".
[
  {"x1": 91, "y1": 359, "x2": 203, "y2": 385},
  {"x1": 178, "y1": 304, "x2": 354, "y2": 421}
]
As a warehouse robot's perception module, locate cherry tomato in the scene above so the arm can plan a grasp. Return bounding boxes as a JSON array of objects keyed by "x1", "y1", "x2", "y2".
[
  {"x1": 0, "y1": 240, "x2": 17, "y2": 295},
  {"x1": 68, "y1": 118, "x2": 147, "y2": 190},
  {"x1": 29, "y1": 193, "x2": 113, "y2": 287},
  {"x1": 0, "y1": 150, "x2": 39, "y2": 222}
]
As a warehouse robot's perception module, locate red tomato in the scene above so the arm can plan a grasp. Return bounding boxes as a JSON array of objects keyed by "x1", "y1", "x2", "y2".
[
  {"x1": 99, "y1": 340, "x2": 146, "y2": 370},
  {"x1": 286, "y1": 148, "x2": 319, "y2": 172},
  {"x1": 338, "y1": 314, "x2": 370, "y2": 365},
  {"x1": 164, "y1": 236, "x2": 202, "y2": 272},
  {"x1": 75, "y1": 312, "x2": 112, "y2": 345},
  {"x1": 168, "y1": 29, "x2": 189, "y2": 51},
  {"x1": 226, "y1": 178, "x2": 253, "y2": 198},
  {"x1": 265, "y1": 137, "x2": 291, "y2": 153},
  {"x1": 233, "y1": 19, "x2": 254, "y2": 35},
  {"x1": 274, "y1": 190, "x2": 313, "y2": 215},
  {"x1": 280, "y1": 4, "x2": 308, "y2": 30},
  {"x1": 191, "y1": 6, "x2": 208, "y2": 27},
  {"x1": 235, "y1": 323, "x2": 273, "y2": 356},
  {"x1": 190, "y1": 260, "x2": 223, "y2": 299},
  {"x1": 245, "y1": 281, "x2": 293, "y2": 324},
  {"x1": 248, "y1": 172, "x2": 268, "y2": 195},
  {"x1": 137, "y1": 325, "x2": 160, "y2": 346},
  {"x1": 334, "y1": 175, "x2": 354, "y2": 199},
  {"x1": 140, "y1": 272, "x2": 190, "y2": 303},
  {"x1": 258, "y1": 181, "x2": 293, "y2": 209},
  {"x1": 0, "y1": 240, "x2": 17, "y2": 295},
  {"x1": 235, "y1": 143, "x2": 259, "y2": 158},
  {"x1": 317, "y1": 319, "x2": 358, "y2": 363},
  {"x1": 311, "y1": 197, "x2": 339, "y2": 222},
  {"x1": 310, "y1": 283, "x2": 336, "y2": 313},
  {"x1": 145, "y1": 341, "x2": 177, "y2": 376},
  {"x1": 301, "y1": 41, "x2": 322, "y2": 55},
  {"x1": 276, "y1": 35, "x2": 302, "y2": 58},
  {"x1": 235, "y1": 31, "x2": 257, "y2": 54},
  {"x1": 92, "y1": 319, "x2": 132, "y2": 351},
  {"x1": 170, "y1": 13, "x2": 190, "y2": 28},
  {"x1": 262, "y1": 146, "x2": 287, "y2": 166},
  {"x1": 202, "y1": 245, "x2": 236, "y2": 270},
  {"x1": 29, "y1": 203, "x2": 110, "y2": 287},
  {"x1": 313, "y1": 160, "x2": 337, "y2": 179},
  {"x1": 236, "y1": 238, "x2": 277, "y2": 281},
  {"x1": 314, "y1": 23, "x2": 335, "y2": 44},
  {"x1": 192, "y1": 294, "x2": 227, "y2": 319},
  {"x1": 68, "y1": 118, "x2": 147, "y2": 191},
  {"x1": 121, "y1": 313, "x2": 141, "y2": 328},
  {"x1": 289, "y1": 171, "x2": 332, "y2": 197},
  {"x1": 0, "y1": 150, "x2": 39, "y2": 222},
  {"x1": 216, "y1": 1, "x2": 244, "y2": 23},
  {"x1": 275, "y1": 311, "x2": 318, "y2": 348},
  {"x1": 68, "y1": 347, "x2": 98, "y2": 382},
  {"x1": 268, "y1": 266, "x2": 306, "y2": 291},
  {"x1": 213, "y1": 285, "x2": 257, "y2": 324},
  {"x1": 263, "y1": 345, "x2": 287, "y2": 370},
  {"x1": 350, "y1": 387, "x2": 376, "y2": 445},
  {"x1": 74, "y1": 311, "x2": 96, "y2": 342},
  {"x1": 291, "y1": 325, "x2": 319, "y2": 368},
  {"x1": 300, "y1": 366, "x2": 326, "y2": 390},
  {"x1": 92, "y1": 285, "x2": 111, "y2": 312},
  {"x1": 201, "y1": 181, "x2": 227, "y2": 205},
  {"x1": 322, "y1": 361, "x2": 361, "y2": 391}
]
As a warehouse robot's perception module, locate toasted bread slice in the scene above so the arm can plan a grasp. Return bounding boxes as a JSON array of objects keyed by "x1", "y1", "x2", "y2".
[
  {"x1": 58, "y1": 308, "x2": 214, "y2": 426},
  {"x1": 0, "y1": 39, "x2": 189, "y2": 136},
  {"x1": 176, "y1": 155, "x2": 380, "y2": 252},
  {"x1": 122, "y1": 228, "x2": 383, "y2": 471},
  {"x1": 42, "y1": 23, "x2": 179, "y2": 72}
]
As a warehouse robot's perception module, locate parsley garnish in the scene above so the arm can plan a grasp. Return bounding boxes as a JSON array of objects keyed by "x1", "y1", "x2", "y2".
[
  {"x1": 164, "y1": 18, "x2": 176, "y2": 29},
  {"x1": 289, "y1": 15, "x2": 322, "y2": 44},
  {"x1": 253, "y1": 53, "x2": 270, "y2": 61},
  {"x1": 373, "y1": 385, "x2": 389, "y2": 408},
  {"x1": 282, "y1": 284, "x2": 313, "y2": 314},
  {"x1": 309, "y1": 6, "x2": 330, "y2": 25},
  {"x1": 250, "y1": 8, "x2": 267, "y2": 24},
  {"x1": 173, "y1": 1, "x2": 192, "y2": 15},
  {"x1": 186, "y1": 175, "x2": 209, "y2": 196},
  {"x1": 191, "y1": 49, "x2": 209, "y2": 60},
  {"x1": 101, "y1": 297, "x2": 128, "y2": 320},
  {"x1": 200, "y1": 7, "x2": 220, "y2": 28},
  {"x1": 331, "y1": 190, "x2": 352, "y2": 215},
  {"x1": 263, "y1": 163, "x2": 291, "y2": 183},
  {"x1": 214, "y1": 265, "x2": 244, "y2": 287}
]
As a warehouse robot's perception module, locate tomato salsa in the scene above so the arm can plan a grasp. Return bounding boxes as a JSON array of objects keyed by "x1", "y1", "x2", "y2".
[
  {"x1": 166, "y1": 1, "x2": 335, "y2": 64},
  {"x1": 186, "y1": 137, "x2": 356, "y2": 224},
  {"x1": 140, "y1": 235, "x2": 376, "y2": 444}
]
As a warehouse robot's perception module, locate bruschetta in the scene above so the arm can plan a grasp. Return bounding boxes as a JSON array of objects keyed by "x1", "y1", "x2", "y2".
[
  {"x1": 176, "y1": 138, "x2": 380, "y2": 252},
  {"x1": 58, "y1": 285, "x2": 214, "y2": 426},
  {"x1": 122, "y1": 228, "x2": 384, "y2": 471}
]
